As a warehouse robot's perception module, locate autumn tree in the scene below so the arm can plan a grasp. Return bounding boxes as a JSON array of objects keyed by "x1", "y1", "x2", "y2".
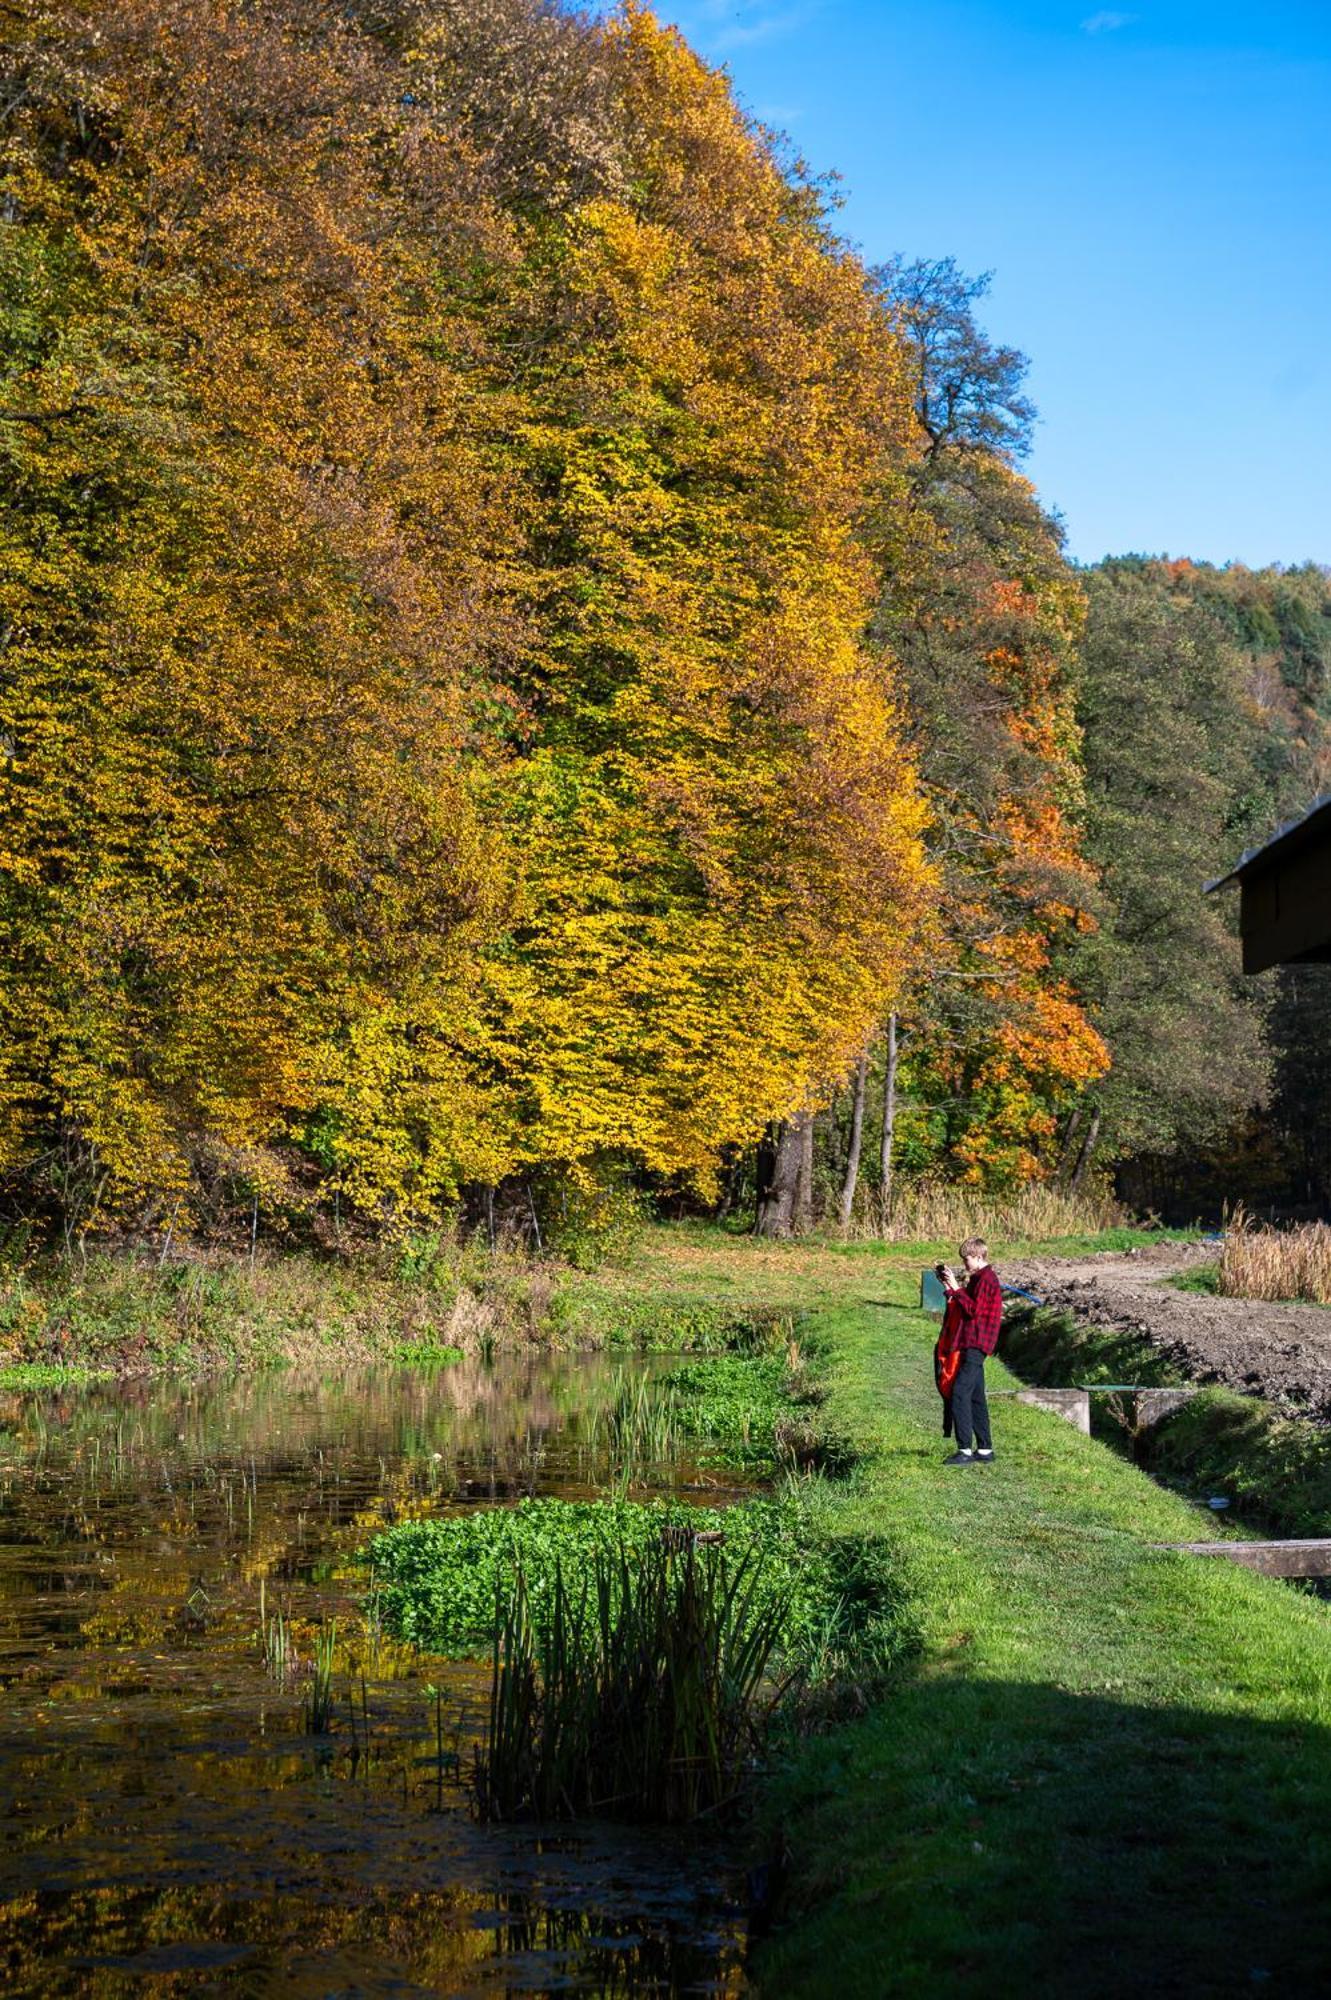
[
  {"x1": 855, "y1": 261, "x2": 1106, "y2": 1206},
  {"x1": 0, "y1": 0, "x2": 931, "y2": 1236}
]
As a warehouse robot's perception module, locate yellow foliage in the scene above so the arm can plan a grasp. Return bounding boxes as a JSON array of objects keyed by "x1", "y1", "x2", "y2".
[{"x1": 0, "y1": 0, "x2": 930, "y2": 1224}]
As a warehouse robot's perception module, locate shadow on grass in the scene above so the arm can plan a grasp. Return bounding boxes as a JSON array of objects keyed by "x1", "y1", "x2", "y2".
[{"x1": 762, "y1": 1675, "x2": 1331, "y2": 1996}]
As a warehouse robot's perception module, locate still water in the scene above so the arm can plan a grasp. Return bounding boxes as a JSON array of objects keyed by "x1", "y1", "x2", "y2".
[{"x1": 0, "y1": 1359, "x2": 752, "y2": 1996}]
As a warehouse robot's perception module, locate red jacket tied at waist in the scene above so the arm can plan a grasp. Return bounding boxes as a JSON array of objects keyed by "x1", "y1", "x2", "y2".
[{"x1": 941, "y1": 1264, "x2": 1003, "y2": 1357}]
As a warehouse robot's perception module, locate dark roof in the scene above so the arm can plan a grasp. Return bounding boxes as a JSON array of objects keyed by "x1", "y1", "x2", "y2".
[{"x1": 1206, "y1": 791, "x2": 1331, "y2": 894}]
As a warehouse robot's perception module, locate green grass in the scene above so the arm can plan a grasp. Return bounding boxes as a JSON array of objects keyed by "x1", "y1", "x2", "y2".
[
  {"x1": 1140, "y1": 1386, "x2": 1331, "y2": 1539},
  {"x1": 1168, "y1": 1261, "x2": 1222, "y2": 1295},
  {"x1": 1002, "y1": 1297, "x2": 1331, "y2": 1543},
  {"x1": 749, "y1": 1260, "x2": 1331, "y2": 1997}
]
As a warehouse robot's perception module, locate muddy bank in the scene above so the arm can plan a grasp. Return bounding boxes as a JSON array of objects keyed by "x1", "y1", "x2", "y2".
[{"x1": 1001, "y1": 1240, "x2": 1331, "y2": 1416}]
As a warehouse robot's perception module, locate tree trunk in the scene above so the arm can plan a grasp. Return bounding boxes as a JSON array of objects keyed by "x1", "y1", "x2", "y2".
[
  {"x1": 755, "y1": 1117, "x2": 807, "y2": 1237},
  {"x1": 794, "y1": 1112, "x2": 816, "y2": 1234},
  {"x1": 879, "y1": 1013, "x2": 900, "y2": 1230},
  {"x1": 1069, "y1": 1109, "x2": 1102, "y2": 1194},
  {"x1": 838, "y1": 1052, "x2": 869, "y2": 1232},
  {"x1": 1056, "y1": 1104, "x2": 1084, "y2": 1187}
]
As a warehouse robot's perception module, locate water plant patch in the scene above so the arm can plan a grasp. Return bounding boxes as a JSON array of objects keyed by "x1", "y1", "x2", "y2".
[
  {"x1": 0, "y1": 1362, "x2": 113, "y2": 1390},
  {"x1": 369, "y1": 1493, "x2": 916, "y2": 1692},
  {"x1": 664, "y1": 1354, "x2": 791, "y2": 1466}
]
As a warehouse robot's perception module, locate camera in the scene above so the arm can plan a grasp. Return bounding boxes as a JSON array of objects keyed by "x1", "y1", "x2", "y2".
[{"x1": 934, "y1": 1262, "x2": 947, "y2": 1282}]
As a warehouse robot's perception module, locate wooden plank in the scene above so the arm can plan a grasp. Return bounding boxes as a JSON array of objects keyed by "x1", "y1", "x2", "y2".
[{"x1": 1158, "y1": 1539, "x2": 1331, "y2": 1577}]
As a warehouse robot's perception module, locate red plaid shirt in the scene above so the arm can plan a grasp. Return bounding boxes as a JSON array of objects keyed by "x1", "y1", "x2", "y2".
[{"x1": 943, "y1": 1264, "x2": 1003, "y2": 1355}]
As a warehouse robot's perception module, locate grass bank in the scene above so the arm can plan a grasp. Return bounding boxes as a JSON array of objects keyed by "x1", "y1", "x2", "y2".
[
  {"x1": 0, "y1": 1216, "x2": 1173, "y2": 1374},
  {"x1": 748, "y1": 1254, "x2": 1331, "y2": 1996},
  {"x1": 999, "y1": 1296, "x2": 1186, "y2": 1389},
  {"x1": 354, "y1": 1223, "x2": 1331, "y2": 1990},
  {"x1": 1003, "y1": 1294, "x2": 1331, "y2": 1543},
  {"x1": 0, "y1": 1226, "x2": 811, "y2": 1373},
  {"x1": 0, "y1": 1241, "x2": 563, "y2": 1372}
]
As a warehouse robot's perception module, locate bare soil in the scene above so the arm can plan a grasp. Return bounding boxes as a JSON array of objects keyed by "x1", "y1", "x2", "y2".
[{"x1": 1000, "y1": 1240, "x2": 1331, "y2": 1415}]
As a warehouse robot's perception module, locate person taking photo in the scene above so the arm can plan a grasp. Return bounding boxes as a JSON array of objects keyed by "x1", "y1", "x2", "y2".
[{"x1": 935, "y1": 1236, "x2": 1002, "y2": 1466}]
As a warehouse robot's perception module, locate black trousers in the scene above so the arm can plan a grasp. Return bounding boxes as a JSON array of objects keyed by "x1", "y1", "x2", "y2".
[{"x1": 951, "y1": 1348, "x2": 992, "y2": 1452}]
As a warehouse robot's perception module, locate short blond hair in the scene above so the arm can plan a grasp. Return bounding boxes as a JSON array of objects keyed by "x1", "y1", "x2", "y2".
[{"x1": 960, "y1": 1237, "x2": 989, "y2": 1262}]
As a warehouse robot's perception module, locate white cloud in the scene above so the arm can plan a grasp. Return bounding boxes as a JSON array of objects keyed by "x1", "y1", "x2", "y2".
[{"x1": 1081, "y1": 10, "x2": 1137, "y2": 31}]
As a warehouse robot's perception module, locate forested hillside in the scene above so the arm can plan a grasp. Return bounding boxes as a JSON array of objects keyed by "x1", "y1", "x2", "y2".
[
  {"x1": 1080, "y1": 558, "x2": 1331, "y2": 1219},
  {"x1": 1, "y1": 0, "x2": 1327, "y2": 1243}
]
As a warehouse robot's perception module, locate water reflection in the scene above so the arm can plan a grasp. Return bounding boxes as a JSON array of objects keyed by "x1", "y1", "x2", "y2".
[{"x1": 0, "y1": 1362, "x2": 751, "y2": 1995}]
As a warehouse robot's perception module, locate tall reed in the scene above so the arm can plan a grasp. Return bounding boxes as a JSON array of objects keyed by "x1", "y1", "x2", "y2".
[
  {"x1": 1220, "y1": 1213, "x2": 1331, "y2": 1303},
  {"x1": 257, "y1": 1577, "x2": 292, "y2": 1684},
  {"x1": 596, "y1": 1369, "x2": 680, "y2": 1481},
  {"x1": 303, "y1": 1619, "x2": 337, "y2": 1733},
  {"x1": 474, "y1": 1539, "x2": 786, "y2": 1823},
  {"x1": 869, "y1": 1177, "x2": 1127, "y2": 1245}
]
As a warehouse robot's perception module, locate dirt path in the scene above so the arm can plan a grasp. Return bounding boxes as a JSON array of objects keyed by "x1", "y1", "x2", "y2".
[{"x1": 1000, "y1": 1240, "x2": 1331, "y2": 1414}]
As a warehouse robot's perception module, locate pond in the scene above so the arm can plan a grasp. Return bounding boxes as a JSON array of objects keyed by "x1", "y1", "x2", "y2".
[{"x1": 0, "y1": 1357, "x2": 754, "y2": 1996}]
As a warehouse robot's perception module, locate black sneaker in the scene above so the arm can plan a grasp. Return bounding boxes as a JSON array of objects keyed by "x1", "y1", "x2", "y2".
[
  {"x1": 943, "y1": 1450, "x2": 975, "y2": 1467},
  {"x1": 975, "y1": 1449, "x2": 995, "y2": 1463}
]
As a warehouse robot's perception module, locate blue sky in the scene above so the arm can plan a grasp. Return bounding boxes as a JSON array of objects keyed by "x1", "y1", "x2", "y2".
[{"x1": 648, "y1": 2, "x2": 1331, "y2": 567}]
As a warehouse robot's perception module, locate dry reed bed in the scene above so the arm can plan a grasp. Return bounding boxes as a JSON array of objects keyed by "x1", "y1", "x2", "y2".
[
  {"x1": 869, "y1": 1179, "x2": 1127, "y2": 1245},
  {"x1": 1221, "y1": 1217, "x2": 1331, "y2": 1304}
]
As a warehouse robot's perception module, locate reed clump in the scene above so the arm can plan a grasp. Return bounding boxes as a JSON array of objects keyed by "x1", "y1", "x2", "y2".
[
  {"x1": 303, "y1": 1619, "x2": 337, "y2": 1733},
  {"x1": 258, "y1": 1578, "x2": 293, "y2": 1684},
  {"x1": 596, "y1": 1369, "x2": 680, "y2": 1477},
  {"x1": 1220, "y1": 1213, "x2": 1331, "y2": 1304},
  {"x1": 474, "y1": 1541, "x2": 786, "y2": 1823},
  {"x1": 871, "y1": 1178, "x2": 1127, "y2": 1245}
]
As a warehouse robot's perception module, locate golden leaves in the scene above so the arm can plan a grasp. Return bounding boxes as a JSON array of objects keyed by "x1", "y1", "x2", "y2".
[{"x1": 1, "y1": 0, "x2": 932, "y2": 1225}]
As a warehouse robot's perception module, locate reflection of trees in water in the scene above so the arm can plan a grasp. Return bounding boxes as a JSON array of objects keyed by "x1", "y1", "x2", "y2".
[
  {"x1": 0, "y1": 1354, "x2": 643, "y2": 1505},
  {"x1": 0, "y1": 1877, "x2": 747, "y2": 1996},
  {"x1": 0, "y1": 1360, "x2": 749, "y2": 1993},
  {"x1": 0, "y1": 1356, "x2": 704, "y2": 1701}
]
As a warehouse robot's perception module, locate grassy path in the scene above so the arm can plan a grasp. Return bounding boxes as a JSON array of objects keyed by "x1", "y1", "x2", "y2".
[{"x1": 754, "y1": 1263, "x2": 1331, "y2": 1996}]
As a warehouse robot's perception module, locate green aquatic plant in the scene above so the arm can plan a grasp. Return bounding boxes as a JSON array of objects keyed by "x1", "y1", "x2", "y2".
[
  {"x1": 592, "y1": 1369, "x2": 681, "y2": 1489},
  {"x1": 389, "y1": 1342, "x2": 465, "y2": 1368},
  {"x1": 474, "y1": 1539, "x2": 787, "y2": 1823},
  {"x1": 372, "y1": 1498, "x2": 710, "y2": 1655},
  {"x1": 0, "y1": 1362, "x2": 112, "y2": 1390},
  {"x1": 370, "y1": 1494, "x2": 916, "y2": 1694},
  {"x1": 303, "y1": 1620, "x2": 337, "y2": 1734},
  {"x1": 257, "y1": 1579, "x2": 293, "y2": 1685},
  {"x1": 663, "y1": 1353, "x2": 791, "y2": 1468}
]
